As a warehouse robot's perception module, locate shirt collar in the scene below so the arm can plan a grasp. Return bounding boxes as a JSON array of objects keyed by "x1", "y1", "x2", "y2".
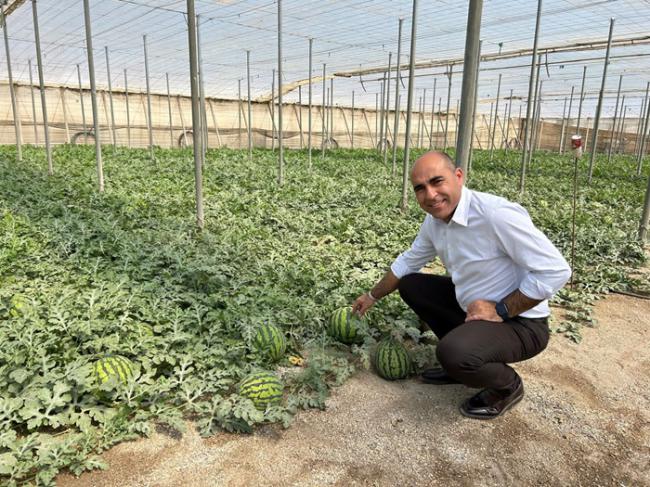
[{"x1": 450, "y1": 186, "x2": 471, "y2": 227}]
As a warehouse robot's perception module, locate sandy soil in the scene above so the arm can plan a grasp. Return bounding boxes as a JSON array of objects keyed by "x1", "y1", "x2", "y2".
[{"x1": 58, "y1": 293, "x2": 650, "y2": 487}]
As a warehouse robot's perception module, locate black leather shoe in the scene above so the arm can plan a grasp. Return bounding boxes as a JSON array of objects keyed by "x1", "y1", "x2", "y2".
[
  {"x1": 459, "y1": 378, "x2": 524, "y2": 420},
  {"x1": 420, "y1": 367, "x2": 461, "y2": 385}
]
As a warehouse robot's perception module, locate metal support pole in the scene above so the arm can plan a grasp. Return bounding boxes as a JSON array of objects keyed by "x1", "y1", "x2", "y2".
[
  {"x1": 143, "y1": 35, "x2": 154, "y2": 158},
  {"x1": 607, "y1": 74, "x2": 623, "y2": 163},
  {"x1": 166, "y1": 72, "x2": 174, "y2": 147},
  {"x1": 298, "y1": 85, "x2": 303, "y2": 149},
  {"x1": 417, "y1": 95, "x2": 423, "y2": 148},
  {"x1": 518, "y1": 0, "x2": 542, "y2": 193},
  {"x1": 468, "y1": 40, "x2": 482, "y2": 173},
  {"x1": 637, "y1": 82, "x2": 650, "y2": 176},
  {"x1": 505, "y1": 89, "x2": 513, "y2": 153},
  {"x1": 576, "y1": 66, "x2": 587, "y2": 135},
  {"x1": 375, "y1": 93, "x2": 379, "y2": 147},
  {"x1": 238, "y1": 79, "x2": 242, "y2": 148},
  {"x1": 456, "y1": 0, "x2": 482, "y2": 173},
  {"x1": 588, "y1": 17, "x2": 615, "y2": 183},
  {"x1": 383, "y1": 52, "x2": 392, "y2": 159},
  {"x1": 400, "y1": 0, "x2": 419, "y2": 210},
  {"x1": 429, "y1": 78, "x2": 436, "y2": 149},
  {"x1": 392, "y1": 17, "x2": 404, "y2": 174},
  {"x1": 32, "y1": 0, "x2": 52, "y2": 174},
  {"x1": 28, "y1": 60, "x2": 38, "y2": 144},
  {"x1": 487, "y1": 102, "x2": 494, "y2": 152},
  {"x1": 640, "y1": 173, "x2": 650, "y2": 241},
  {"x1": 634, "y1": 96, "x2": 647, "y2": 157},
  {"x1": 561, "y1": 85, "x2": 575, "y2": 153},
  {"x1": 104, "y1": 46, "x2": 117, "y2": 148},
  {"x1": 277, "y1": 0, "x2": 284, "y2": 184},
  {"x1": 379, "y1": 70, "x2": 386, "y2": 152},
  {"x1": 197, "y1": 15, "x2": 207, "y2": 157},
  {"x1": 186, "y1": 0, "x2": 204, "y2": 229},
  {"x1": 307, "y1": 40, "x2": 312, "y2": 167},
  {"x1": 329, "y1": 78, "x2": 334, "y2": 147},
  {"x1": 351, "y1": 90, "x2": 355, "y2": 149},
  {"x1": 444, "y1": 65, "x2": 453, "y2": 149},
  {"x1": 1, "y1": 6, "x2": 22, "y2": 160},
  {"x1": 77, "y1": 64, "x2": 87, "y2": 141},
  {"x1": 246, "y1": 50, "x2": 252, "y2": 161},
  {"x1": 124, "y1": 69, "x2": 131, "y2": 148},
  {"x1": 616, "y1": 100, "x2": 627, "y2": 153},
  {"x1": 322, "y1": 63, "x2": 326, "y2": 157},
  {"x1": 558, "y1": 97, "x2": 567, "y2": 153},
  {"x1": 82, "y1": 0, "x2": 104, "y2": 190},
  {"x1": 489, "y1": 73, "x2": 502, "y2": 159},
  {"x1": 532, "y1": 79, "x2": 543, "y2": 153},
  {"x1": 271, "y1": 69, "x2": 276, "y2": 151},
  {"x1": 527, "y1": 54, "x2": 542, "y2": 165}
]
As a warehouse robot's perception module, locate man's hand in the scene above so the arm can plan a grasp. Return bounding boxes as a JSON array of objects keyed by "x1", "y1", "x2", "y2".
[
  {"x1": 352, "y1": 293, "x2": 376, "y2": 317},
  {"x1": 465, "y1": 299, "x2": 503, "y2": 323}
]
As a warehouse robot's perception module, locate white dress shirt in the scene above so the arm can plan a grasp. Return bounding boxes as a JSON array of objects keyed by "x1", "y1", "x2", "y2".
[{"x1": 391, "y1": 186, "x2": 571, "y2": 318}]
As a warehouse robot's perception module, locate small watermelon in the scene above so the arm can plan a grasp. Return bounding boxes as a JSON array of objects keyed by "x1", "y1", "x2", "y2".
[
  {"x1": 374, "y1": 339, "x2": 411, "y2": 380},
  {"x1": 254, "y1": 324, "x2": 286, "y2": 361},
  {"x1": 239, "y1": 371, "x2": 284, "y2": 410},
  {"x1": 328, "y1": 307, "x2": 366, "y2": 344},
  {"x1": 94, "y1": 356, "x2": 134, "y2": 385}
]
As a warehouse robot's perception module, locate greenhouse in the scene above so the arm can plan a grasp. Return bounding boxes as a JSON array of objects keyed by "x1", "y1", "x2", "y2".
[{"x1": 0, "y1": 0, "x2": 649, "y2": 485}]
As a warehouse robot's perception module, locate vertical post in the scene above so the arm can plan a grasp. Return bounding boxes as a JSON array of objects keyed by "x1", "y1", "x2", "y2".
[
  {"x1": 527, "y1": 54, "x2": 542, "y2": 165},
  {"x1": 468, "y1": 40, "x2": 482, "y2": 173},
  {"x1": 558, "y1": 97, "x2": 567, "y2": 153},
  {"x1": 637, "y1": 82, "x2": 650, "y2": 176},
  {"x1": 82, "y1": 0, "x2": 104, "y2": 191},
  {"x1": 351, "y1": 90, "x2": 355, "y2": 149},
  {"x1": 32, "y1": 0, "x2": 52, "y2": 174},
  {"x1": 400, "y1": 0, "x2": 419, "y2": 210},
  {"x1": 429, "y1": 78, "x2": 437, "y2": 149},
  {"x1": 197, "y1": 15, "x2": 207, "y2": 157},
  {"x1": 561, "y1": 85, "x2": 575, "y2": 153},
  {"x1": 518, "y1": 0, "x2": 542, "y2": 193},
  {"x1": 456, "y1": 0, "x2": 483, "y2": 173},
  {"x1": 379, "y1": 71, "x2": 386, "y2": 152},
  {"x1": 143, "y1": 35, "x2": 154, "y2": 158},
  {"x1": 60, "y1": 88, "x2": 70, "y2": 143},
  {"x1": 322, "y1": 63, "x2": 326, "y2": 157},
  {"x1": 104, "y1": 46, "x2": 117, "y2": 148},
  {"x1": 307, "y1": 39, "x2": 312, "y2": 168},
  {"x1": 576, "y1": 66, "x2": 587, "y2": 135},
  {"x1": 505, "y1": 89, "x2": 513, "y2": 153},
  {"x1": 443, "y1": 65, "x2": 453, "y2": 149},
  {"x1": 186, "y1": 0, "x2": 204, "y2": 229},
  {"x1": 383, "y1": 52, "x2": 392, "y2": 160},
  {"x1": 375, "y1": 92, "x2": 379, "y2": 147},
  {"x1": 166, "y1": 72, "x2": 174, "y2": 147},
  {"x1": 487, "y1": 102, "x2": 494, "y2": 152},
  {"x1": 277, "y1": 0, "x2": 284, "y2": 183},
  {"x1": 271, "y1": 70, "x2": 276, "y2": 150},
  {"x1": 616, "y1": 100, "x2": 626, "y2": 153},
  {"x1": 77, "y1": 64, "x2": 87, "y2": 140},
  {"x1": 607, "y1": 74, "x2": 623, "y2": 163},
  {"x1": 588, "y1": 17, "x2": 615, "y2": 183},
  {"x1": 640, "y1": 173, "x2": 650, "y2": 241},
  {"x1": 28, "y1": 60, "x2": 38, "y2": 144},
  {"x1": 298, "y1": 85, "x2": 303, "y2": 149},
  {"x1": 392, "y1": 17, "x2": 404, "y2": 174},
  {"x1": 489, "y1": 73, "x2": 502, "y2": 159},
  {"x1": 584, "y1": 117, "x2": 591, "y2": 152},
  {"x1": 1, "y1": 6, "x2": 22, "y2": 160},
  {"x1": 246, "y1": 50, "x2": 252, "y2": 161},
  {"x1": 417, "y1": 95, "x2": 423, "y2": 148},
  {"x1": 532, "y1": 79, "x2": 543, "y2": 153},
  {"x1": 634, "y1": 96, "x2": 647, "y2": 157},
  {"x1": 329, "y1": 78, "x2": 334, "y2": 147},
  {"x1": 238, "y1": 79, "x2": 242, "y2": 148},
  {"x1": 124, "y1": 69, "x2": 131, "y2": 148}
]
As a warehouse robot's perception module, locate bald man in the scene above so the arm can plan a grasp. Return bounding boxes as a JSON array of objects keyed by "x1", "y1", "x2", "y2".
[{"x1": 352, "y1": 151, "x2": 571, "y2": 420}]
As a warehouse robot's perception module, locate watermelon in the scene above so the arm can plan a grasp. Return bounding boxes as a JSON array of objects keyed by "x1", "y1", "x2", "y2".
[
  {"x1": 374, "y1": 339, "x2": 411, "y2": 380},
  {"x1": 328, "y1": 307, "x2": 365, "y2": 344},
  {"x1": 254, "y1": 324, "x2": 286, "y2": 361},
  {"x1": 94, "y1": 356, "x2": 134, "y2": 385},
  {"x1": 239, "y1": 371, "x2": 284, "y2": 410}
]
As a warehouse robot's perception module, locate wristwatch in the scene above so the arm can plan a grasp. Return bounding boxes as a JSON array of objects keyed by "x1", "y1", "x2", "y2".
[{"x1": 495, "y1": 300, "x2": 510, "y2": 321}]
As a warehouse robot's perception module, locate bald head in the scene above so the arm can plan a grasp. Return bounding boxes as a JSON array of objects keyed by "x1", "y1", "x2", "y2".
[{"x1": 410, "y1": 151, "x2": 456, "y2": 179}]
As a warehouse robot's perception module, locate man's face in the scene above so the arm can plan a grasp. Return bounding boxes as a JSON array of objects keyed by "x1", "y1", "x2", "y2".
[{"x1": 410, "y1": 156, "x2": 464, "y2": 222}]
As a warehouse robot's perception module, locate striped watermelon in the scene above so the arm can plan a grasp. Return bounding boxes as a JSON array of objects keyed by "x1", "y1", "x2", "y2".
[
  {"x1": 94, "y1": 356, "x2": 134, "y2": 385},
  {"x1": 239, "y1": 371, "x2": 284, "y2": 410},
  {"x1": 374, "y1": 339, "x2": 411, "y2": 380},
  {"x1": 254, "y1": 324, "x2": 286, "y2": 361},
  {"x1": 328, "y1": 307, "x2": 365, "y2": 344}
]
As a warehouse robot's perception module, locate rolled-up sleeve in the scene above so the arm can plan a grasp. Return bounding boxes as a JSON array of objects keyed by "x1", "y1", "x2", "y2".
[
  {"x1": 390, "y1": 217, "x2": 437, "y2": 279},
  {"x1": 490, "y1": 205, "x2": 571, "y2": 300}
]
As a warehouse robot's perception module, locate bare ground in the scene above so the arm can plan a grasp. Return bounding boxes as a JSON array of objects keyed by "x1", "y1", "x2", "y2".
[{"x1": 58, "y1": 293, "x2": 650, "y2": 487}]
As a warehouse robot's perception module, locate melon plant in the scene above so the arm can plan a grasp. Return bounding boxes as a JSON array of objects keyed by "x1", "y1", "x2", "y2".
[
  {"x1": 328, "y1": 306, "x2": 365, "y2": 344},
  {"x1": 94, "y1": 355, "x2": 135, "y2": 385},
  {"x1": 374, "y1": 338, "x2": 411, "y2": 380},
  {"x1": 254, "y1": 323, "x2": 286, "y2": 361},
  {"x1": 239, "y1": 371, "x2": 284, "y2": 410}
]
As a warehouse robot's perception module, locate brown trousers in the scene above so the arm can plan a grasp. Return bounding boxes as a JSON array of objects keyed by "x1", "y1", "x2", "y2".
[{"x1": 398, "y1": 273, "x2": 550, "y2": 390}]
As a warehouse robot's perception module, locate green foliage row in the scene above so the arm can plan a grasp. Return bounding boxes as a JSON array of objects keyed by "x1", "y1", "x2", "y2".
[{"x1": 0, "y1": 144, "x2": 646, "y2": 485}]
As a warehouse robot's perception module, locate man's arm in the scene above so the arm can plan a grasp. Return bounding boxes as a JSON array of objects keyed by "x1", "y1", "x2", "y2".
[
  {"x1": 352, "y1": 269, "x2": 400, "y2": 317},
  {"x1": 465, "y1": 289, "x2": 543, "y2": 322}
]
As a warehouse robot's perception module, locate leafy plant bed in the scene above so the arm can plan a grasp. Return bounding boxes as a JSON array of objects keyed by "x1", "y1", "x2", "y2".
[{"x1": 0, "y1": 145, "x2": 646, "y2": 485}]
